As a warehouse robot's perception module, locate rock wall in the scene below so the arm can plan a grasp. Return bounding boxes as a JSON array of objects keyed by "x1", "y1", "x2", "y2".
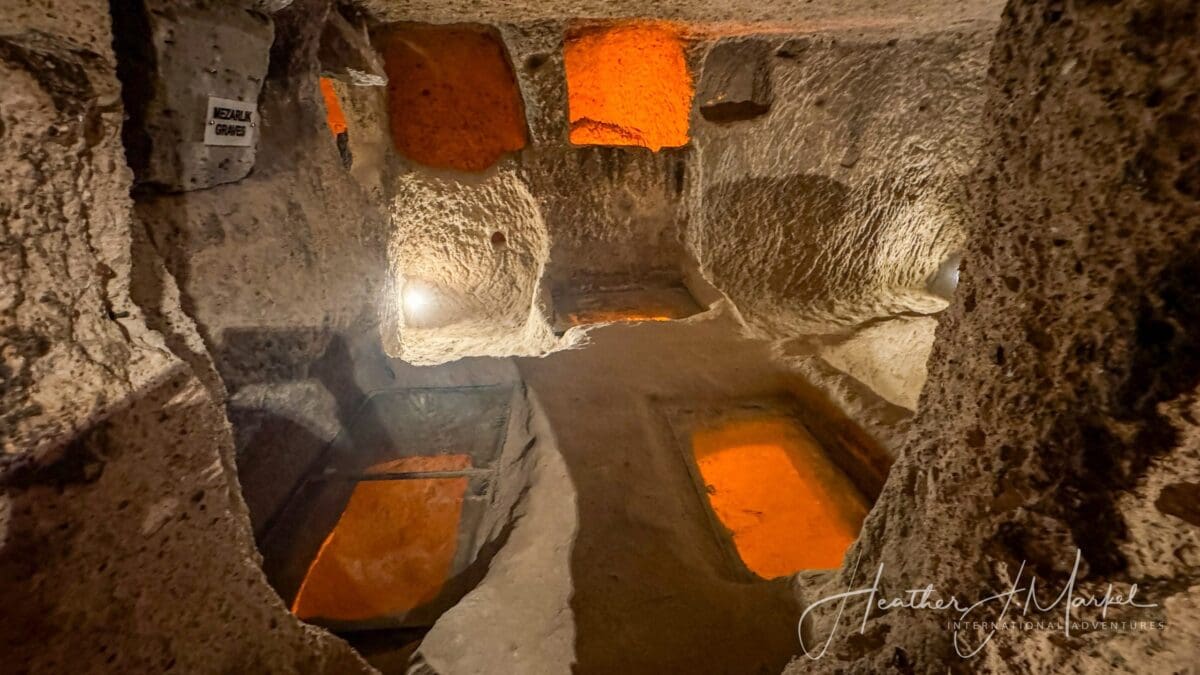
[
  {"x1": 112, "y1": 0, "x2": 274, "y2": 191},
  {"x1": 0, "y1": 0, "x2": 369, "y2": 671},
  {"x1": 795, "y1": 0, "x2": 1200, "y2": 671},
  {"x1": 691, "y1": 26, "x2": 991, "y2": 337},
  {"x1": 361, "y1": 18, "x2": 696, "y2": 362},
  {"x1": 128, "y1": 0, "x2": 391, "y2": 537},
  {"x1": 381, "y1": 169, "x2": 557, "y2": 365},
  {"x1": 377, "y1": 23, "x2": 528, "y2": 172}
]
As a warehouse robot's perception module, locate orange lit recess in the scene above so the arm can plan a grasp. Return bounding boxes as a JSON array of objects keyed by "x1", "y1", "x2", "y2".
[
  {"x1": 378, "y1": 25, "x2": 528, "y2": 171},
  {"x1": 564, "y1": 23, "x2": 693, "y2": 150},
  {"x1": 291, "y1": 454, "x2": 471, "y2": 622},
  {"x1": 564, "y1": 310, "x2": 674, "y2": 326},
  {"x1": 319, "y1": 77, "x2": 348, "y2": 137},
  {"x1": 691, "y1": 417, "x2": 867, "y2": 577}
]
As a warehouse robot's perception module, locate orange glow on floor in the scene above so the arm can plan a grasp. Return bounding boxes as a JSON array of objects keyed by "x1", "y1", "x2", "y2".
[
  {"x1": 378, "y1": 25, "x2": 528, "y2": 171},
  {"x1": 564, "y1": 23, "x2": 693, "y2": 150},
  {"x1": 564, "y1": 311, "x2": 674, "y2": 325},
  {"x1": 319, "y1": 77, "x2": 348, "y2": 137},
  {"x1": 691, "y1": 417, "x2": 867, "y2": 577},
  {"x1": 291, "y1": 454, "x2": 471, "y2": 622}
]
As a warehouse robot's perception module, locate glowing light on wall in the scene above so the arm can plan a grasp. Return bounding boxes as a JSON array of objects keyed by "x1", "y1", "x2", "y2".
[
  {"x1": 402, "y1": 283, "x2": 434, "y2": 322},
  {"x1": 291, "y1": 455, "x2": 471, "y2": 623}
]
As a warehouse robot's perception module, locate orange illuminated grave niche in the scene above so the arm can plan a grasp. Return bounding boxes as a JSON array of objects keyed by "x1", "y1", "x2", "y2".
[
  {"x1": 290, "y1": 455, "x2": 471, "y2": 623},
  {"x1": 564, "y1": 22, "x2": 694, "y2": 150},
  {"x1": 319, "y1": 77, "x2": 348, "y2": 137},
  {"x1": 551, "y1": 283, "x2": 703, "y2": 333},
  {"x1": 682, "y1": 411, "x2": 869, "y2": 577},
  {"x1": 261, "y1": 386, "x2": 513, "y2": 631},
  {"x1": 318, "y1": 77, "x2": 353, "y2": 167},
  {"x1": 376, "y1": 24, "x2": 528, "y2": 171}
]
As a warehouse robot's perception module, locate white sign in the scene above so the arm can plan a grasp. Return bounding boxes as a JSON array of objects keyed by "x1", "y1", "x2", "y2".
[{"x1": 204, "y1": 96, "x2": 256, "y2": 147}]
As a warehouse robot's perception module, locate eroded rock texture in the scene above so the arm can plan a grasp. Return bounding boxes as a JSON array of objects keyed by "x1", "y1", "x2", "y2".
[
  {"x1": 564, "y1": 22, "x2": 693, "y2": 150},
  {"x1": 0, "y1": 0, "x2": 369, "y2": 672},
  {"x1": 692, "y1": 28, "x2": 988, "y2": 337},
  {"x1": 130, "y1": 0, "x2": 392, "y2": 544},
  {"x1": 381, "y1": 170, "x2": 556, "y2": 364},
  {"x1": 112, "y1": 0, "x2": 274, "y2": 191},
  {"x1": 5, "y1": 0, "x2": 1197, "y2": 672},
  {"x1": 319, "y1": 7, "x2": 386, "y2": 87},
  {"x1": 796, "y1": 1, "x2": 1200, "y2": 671}
]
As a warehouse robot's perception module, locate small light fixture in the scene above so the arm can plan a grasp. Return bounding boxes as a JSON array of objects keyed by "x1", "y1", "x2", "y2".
[
  {"x1": 402, "y1": 283, "x2": 434, "y2": 322},
  {"x1": 927, "y1": 252, "x2": 962, "y2": 300}
]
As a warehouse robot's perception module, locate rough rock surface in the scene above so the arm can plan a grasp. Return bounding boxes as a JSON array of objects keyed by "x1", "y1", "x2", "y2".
[
  {"x1": 0, "y1": 25, "x2": 168, "y2": 457},
  {"x1": 359, "y1": 0, "x2": 1002, "y2": 33},
  {"x1": 318, "y1": 7, "x2": 386, "y2": 87},
  {"x1": 10, "y1": 1, "x2": 1199, "y2": 674},
  {"x1": 1, "y1": 369, "x2": 367, "y2": 673},
  {"x1": 697, "y1": 38, "x2": 773, "y2": 123},
  {"x1": 564, "y1": 22, "x2": 693, "y2": 150},
  {"x1": 381, "y1": 169, "x2": 558, "y2": 364},
  {"x1": 809, "y1": 316, "x2": 937, "y2": 411},
  {"x1": 692, "y1": 27, "x2": 989, "y2": 337},
  {"x1": 525, "y1": 146, "x2": 691, "y2": 289},
  {"x1": 112, "y1": 0, "x2": 274, "y2": 191},
  {"x1": 130, "y1": 0, "x2": 394, "y2": 560},
  {"x1": 377, "y1": 23, "x2": 528, "y2": 172},
  {"x1": 414, "y1": 387, "x2": 578, "y2": 674},
  {"x1": 793, "y1": 0, "x2": 1200, "y2": 671},
  {"x1": 498, "y1": 18, "x2": 696, "y2": 290},
  {"x1": 0, "y1": 0, "x2": 368, "y2": 672}
]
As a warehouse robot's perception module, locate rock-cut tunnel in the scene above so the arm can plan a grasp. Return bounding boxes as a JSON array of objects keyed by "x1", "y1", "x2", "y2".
[{"x1": 3, "y1": 0, "x2": 1199, "y2": 674}]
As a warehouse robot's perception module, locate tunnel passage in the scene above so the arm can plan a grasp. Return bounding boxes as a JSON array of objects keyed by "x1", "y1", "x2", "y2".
[
  {"x1": 260, "y1": 386, "x2": 517, "y2": 633},
  {"x1": 377, "y1": 23, "x2": 528, "y2": 171},
  {"x1": 564, "y1": 22, "x2": 693, "y2": 150},
  {"x1": 382, "y1": 170, "x2": 556, "y2": 365}
]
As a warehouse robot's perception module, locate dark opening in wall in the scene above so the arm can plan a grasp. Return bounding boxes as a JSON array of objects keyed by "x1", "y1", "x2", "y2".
[
  {"x1": 697, "y1": 39, "x2": 774, "y2": 124},
  {"x1": 108, "y1": 0, "x2": 154, "y2": 181},
  {"x1": 376, "y1": 23, "x2": 528, "y2": 171},
  {"x1": 524, "y1": 52, "x2": 548, "y2": 72}
]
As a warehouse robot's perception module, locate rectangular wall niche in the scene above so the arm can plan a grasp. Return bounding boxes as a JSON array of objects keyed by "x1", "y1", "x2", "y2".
[
  {"x1": 290, "y1": 455, "x2": 471, "y2": 623},
  {"x1": 260, "y1": 386, "x2": 513, "y2": 631},
  {"x1": 319, "y1": 77, "x2": 348, "y2": 137},
  {"x1": 376, "y1": 23, "x2": 528, "y2": 171},
  {"x1": 667, "y1": 401, "x2": 869, "y2": 578},
  {"x1": 564, "y1": 22, "x2": 693, "y2": 150},
  {"x1": 551, "y1": 282, "x2": 703, "y2": 333}
]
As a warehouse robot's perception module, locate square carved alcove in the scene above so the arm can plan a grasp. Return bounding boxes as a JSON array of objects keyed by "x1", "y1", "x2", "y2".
[
  {"x1": 260, "y1": 385, "x2": 514, "y2": 631},
  {"x1": 663, "y1": 398, "x2": 872, "y2": 579},
  {"x1": 564, "y1": 22, "x2": 693, "y2": 150}
]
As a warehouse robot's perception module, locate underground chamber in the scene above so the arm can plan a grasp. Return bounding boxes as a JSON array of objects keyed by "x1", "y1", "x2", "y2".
[{"x1": 9, "y1": 0, "x2": 1198, "y2": 674}]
